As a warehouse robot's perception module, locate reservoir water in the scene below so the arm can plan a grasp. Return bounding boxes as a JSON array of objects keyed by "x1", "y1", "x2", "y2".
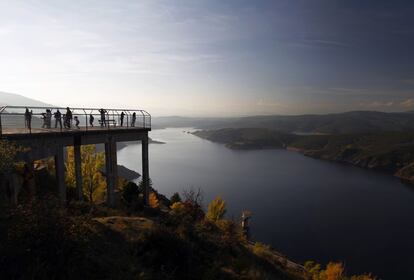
[{"x1": 117, "y1": 128, "x2": 414, "y2": 279}]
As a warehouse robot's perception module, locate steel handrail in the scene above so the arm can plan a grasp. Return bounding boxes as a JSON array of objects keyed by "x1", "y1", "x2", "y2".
[
  {"x1": 3, "y1": 105, "x2": 151, "y2": 115},
  {"x1": 0, "y1": 105, "x2": 151, "y2": 135}
]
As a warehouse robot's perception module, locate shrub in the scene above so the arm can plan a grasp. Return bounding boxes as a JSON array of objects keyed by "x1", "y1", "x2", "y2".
[
  {"x1": 323, "y1": 262, "x2": 344, "y2": 280},
  {"x1": 252, "y1": 242, "x2": 272, "y2": 258},
  {"x1": 173, "y1": 188, "x2": 205, "y2": 221},
  {"x1": 122, "y1": 181, "x2": 140, "y2": 205},
  {"x1": 0, "y1": 196, "x2": 106, "y2": 279},
  {"x1": 171, "y1": 201, "x2": 186, "y2": 213},
  {"x1": 169, "y1": 202, "x2": 194, "y2": 223},
  {"x1": 149, "y1": 192, "x2": 159, "y2": 209},
  {"x1": 0, "y1": 140, "x2": 22, "y2": 175},
  {"x1": 182, "y1": 187, "x2": 203, "y2": 208},
  {"x1": 216, "y1": 219, "x2": 243, "y2": 246},
  {"x1": 305, "y1": 261, "x2": 322, "y2": 279},
  {"x1": 305, "y1": 261, "x2": 377, "y2": 280},
  {"x1": 170, "y1": 192, "x2": 182, "y2": 204},
  {"x1": 206, "y1": 196, "x2": 226, "y2": 222}
]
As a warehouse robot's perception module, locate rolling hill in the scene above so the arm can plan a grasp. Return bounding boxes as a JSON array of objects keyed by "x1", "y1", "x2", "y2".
[
  {"x1": 0, "y1": 91, "x2": 52, "y2": 107},
  {"x1": 157, "y1": 111, "x2": 414, "y2": 134}
]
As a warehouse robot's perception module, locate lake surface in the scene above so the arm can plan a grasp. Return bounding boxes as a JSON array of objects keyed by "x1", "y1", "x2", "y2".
[{"x1": 118, "y1": 128, "x2": 414, "y2": 279}]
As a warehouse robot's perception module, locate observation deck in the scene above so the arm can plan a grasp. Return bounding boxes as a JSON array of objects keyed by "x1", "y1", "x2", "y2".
[{"x1": 0, "y1": 105, "x2": 151, "y2": 207}]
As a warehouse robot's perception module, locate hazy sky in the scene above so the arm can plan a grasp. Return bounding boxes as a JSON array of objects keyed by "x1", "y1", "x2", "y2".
[{"x1": 0, "y1": 0, "x2": 413, "y2": 116}]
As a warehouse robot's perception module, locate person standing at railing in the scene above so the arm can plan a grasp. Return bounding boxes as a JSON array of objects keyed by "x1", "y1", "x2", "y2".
[
  {"x1": 89, "y1": 114, "x2": 94, "y2": 127},
  {"x1": 54, "y1": 109, "x2": 62, "y2": 129},
  {"x1": 41, "y1": 112, "x2": 47, "y2": 128},
  {"x1": 131, "y1": 112, "x2": 136, "y2": 127},
  {"x1": 24, "y1": 108, "x2": 32, "y2": 130},
  {"x1": 74, "y1": 116, "x2": 80, "y2": 129},
  {"x1": 120, "y1": 111, "x2": 125, "y2": 127},
  {"x1": 46, "y1": 109, "x2": 52, "y2": 128},
  {"x1": 99, "y1": 108, "x2": 106, "y2": 127},
  {"x1": 65, "y1": 107, "x2": 72, "y2": 128}
]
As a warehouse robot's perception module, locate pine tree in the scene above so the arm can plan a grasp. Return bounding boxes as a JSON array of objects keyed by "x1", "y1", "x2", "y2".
[{"x1": 170, "y1": 192, "x2": 181, "y2": 204}]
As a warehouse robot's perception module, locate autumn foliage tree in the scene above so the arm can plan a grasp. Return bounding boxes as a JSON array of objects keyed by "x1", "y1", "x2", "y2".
[
  {"x1": 149, "y1": 192, "x2": 160, "y2": 209},
  {"x1": 305, "y1": 261, "x2": 376, "y2": 280},
  {"x1": 65, "y1": 145, "x2": 106, "y2": 203},
  {"x1": 206, "y1": 196, "x2": 226, "y2": 222}
]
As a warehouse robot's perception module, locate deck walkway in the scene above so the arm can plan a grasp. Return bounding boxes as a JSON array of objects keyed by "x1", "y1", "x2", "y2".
[{"x1": 1, "y1": 126, "x2": 150, "y2": 139}]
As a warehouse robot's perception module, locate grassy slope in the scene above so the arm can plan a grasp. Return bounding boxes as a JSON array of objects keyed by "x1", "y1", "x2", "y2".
[{"x1": 0, "y1": 198, "x2": 304, "y2": 280}]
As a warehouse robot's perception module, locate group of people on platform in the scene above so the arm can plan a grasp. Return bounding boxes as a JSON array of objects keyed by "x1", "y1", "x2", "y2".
[{"x1": 24, "y1": 107, "x2": 138, "y2": 130}]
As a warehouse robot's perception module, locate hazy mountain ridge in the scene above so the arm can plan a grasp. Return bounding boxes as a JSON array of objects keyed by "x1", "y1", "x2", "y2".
[
  {"x1": 0, "y1": 91, "x2": 52, "y2": 107},
  {"x1": 156, "y1": 111, "x2": 414, "y2": 134},
  {"x1": 0, "y1": 92, "x2": 53, "y2": 128}
]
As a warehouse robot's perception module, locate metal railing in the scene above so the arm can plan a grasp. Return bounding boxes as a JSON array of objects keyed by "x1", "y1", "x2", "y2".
[{"x1": 0, "y1": 105, "x2": 151, "y2": 136}]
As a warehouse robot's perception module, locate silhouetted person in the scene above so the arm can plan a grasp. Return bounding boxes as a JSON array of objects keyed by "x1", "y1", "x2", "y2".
[
  {"x1": 120, "y1": 111, "x2": 125, "y2": 127},
  {"x1": 24, "y1": 108, "x2": 32, "y2": 129},
  {"x1": 41, "y1": 112, "x2": 47, "y2": 128},
  {"x1": 65, "y1": 107, "x2": 72, "y2": 128},
  {"x1": 54, "y1": 110, "x2": 62, "y2": 129},
  {"x1": 89, "y1": 114, "x2": 94, "y2": 127},
  {"x1": 74, "y1": 116, "x2": 80, "y2": 129},
  {"x1": 131, "y1": 112, "x2": 136, "y2": 127},
  {"x1": 46, "y1": 109, "x2": 52, "y2": 128},
  {"x1": 99, "y1": 108, "x2": 106, "y2": 127},
  {"x1": 241, "y1": 212, "x2": 251, "y2": 240}
]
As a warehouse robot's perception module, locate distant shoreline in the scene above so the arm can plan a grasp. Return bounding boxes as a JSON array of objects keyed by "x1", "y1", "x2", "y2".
[{"x1": 192, "y1": 128, "x2": 414, "y2": 186}]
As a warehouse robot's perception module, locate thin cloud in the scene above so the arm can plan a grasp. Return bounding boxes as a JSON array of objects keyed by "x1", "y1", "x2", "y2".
[
  {"x1": 366, "y1": 101, "x2": 394, "y2": 108},
  {"x1": 400, "y1": 99, "x2": 414, "y2": 108},
  {"x1": 256, "y1": 99, "x2": 288, "y2": 108},
  {"x1": 304, "y1": 39, "x2": 351, "y2": 48}
]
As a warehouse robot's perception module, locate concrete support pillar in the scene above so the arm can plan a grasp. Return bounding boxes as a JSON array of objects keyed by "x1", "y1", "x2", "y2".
[
  {"x1": 74, "y1": 145, "x2": 83, "y2": 201},
  {"x1": 55, "y1": 145, "x2": 66, "y2": 202},
  {"x1": 142, "y1": 135, "x2": 150, "y2": 206},
  {"x1": 105, "y1": 138, "x2": 117, "y2": 207}
]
